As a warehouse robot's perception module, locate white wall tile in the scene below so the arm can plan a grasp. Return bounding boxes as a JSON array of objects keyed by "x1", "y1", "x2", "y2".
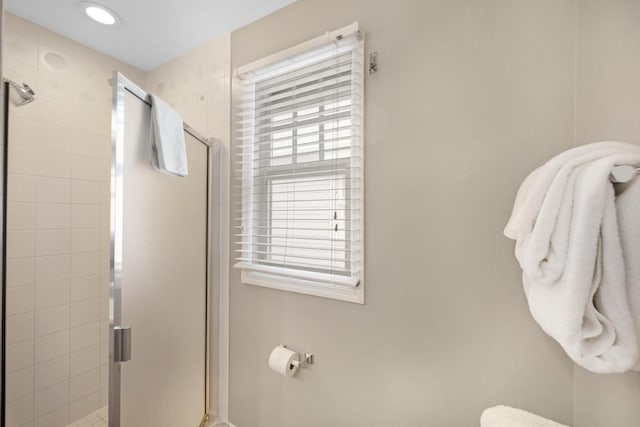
[
  {"x1": 70, "y1": 322, "x2": 99, "y2": 352},
  {"x1": 100, "y1": 137, "x2": 112, "y2": 160},
  {"x1": 98, "y1": 248, "x2": 109, "y2": 273},
  {"x1": 7, "y1": 285, "x2": 34, "y2": 316},
  {"x1": 70, "y1": 275, "x2": 100, "y2": 302},
  {"x1": 35, "y1": 330, "x2": 69, "y2": 364},
  {"x1": 99, "y1": 230, "x2": 109, "y2": 256},
  {"x1": 6, "y1": 393, "x2": 34, "y2": 427},
  {"x1": 71, "y1": 155, "x2": 103, "y2": 181},
  {"x1": 36, "y1": 204, "x2": 71, "y2": 229},
  {"x1": 4, "y1": 14, "x2": 38, "y2": 66},
  {"x1": 99, "y1": 388, "x2": 108, "y2": 408},
  {"x1": 71, "y1": 205, "x2": 101, "y2": 228},
  {"x1": 7, "y1": 203, "x2": 36, "y2": 231},
  {"x1": 9, "y1": 117, "x2": 37, "y2": 149},
  {"x1": 35, "y1": 305, "x2": 69, "y2": 337},
  {"x1": 35, "y1": 229, "x2": 70, "y2": 256},
  {"x1": 70, "y1": 369, "x2": 99, "y2": 403},
  {"x1": 36, "y1": 177, "x2": 71, "y2": 203},
  {"x1": 71, "y1": 228, "x2": 99, "y2": 253},
  {"x1": 8, "y1": 174, "x2": 37, "y2": 202},
  {"x1": 71, "y1": 180, "x2": 101, "y2": 204},
  {"x1": 69, "y1": 392, "x2": 99, "y2": 422},
  {"x1": 70, "y1": 131, "x2": 104, "y2": 159},
  {"x1": 99, "y1": 332, "x2": 109, "y2": 359},
  {"x1": 72, "y1": 77, "x2": 110, "y2": 111},
  {"x1": 100, "y1": 275, "x2": 109, "y2": 297},
  {"x1": 99, "y1": 182, "x2": 110, "y2": 206},
  {"x1": 72, "y1": 44, "x2": 112, "y2": 83},
  {"x1": 35, "y1": 355, "x2": 69, "y2": 391},
  {"x1": 99, "y1": 159, "x2": 110, "y2": 182},
  {"x1": 71, "y1": 104, "x2": 110, "y2": 136},
  {"x1": 100, "y1": 205, "x2": 111, "y2": 230},
  {"x1": 8, "y1": 146, "x2": 38, "y2": 175},
  {"x1": 36, "y1": 150, "x2": 71, "y2": 178},
  {"x1": 7, "y1": 230, "x2": 35, "y2": 258},
  {"x1": 100, "y1": 295, "x2": 109, "y2": 320},
  {"x1": 34, "y1": 406, "x2": 68, "y2": 427},
  {"x1": 70, "y1": 298, "x2": 100, "y2": 327},
  {"x1": 34, "y1": 380, "x2": 69, "y2": 418},
  {"x1": 36, "y1": 99, "x2": 71, "y2": 130},
  {"x1": 37, "y1": 29, "x2": 74, "y2": 77},
  {"x1": 99, "y1": 364, "x2": 108, "y2": 389},
  {"x1": 37, "y1": 69, "x2": 71, "y2": 101},
  {"x1": 6, "y1": 367, "x2": 34, "y2": 402},
  {"x1": 71, "y1": 252, "x2": 100, "y2": 278},
  {"x1": 70, "y1": 345, "x2": 99, "y2": 376},
  {"x1": 7, "y1": 312, "x2": 34, "y2": 344},
  {"x1": 35, "y1": 255, "x2": 69, "y2": 283},
  {"x1": 6, "y1": 340, "x2": 34, "y2": 373},
  {"x1": 35, "y1": 280, "x2": 69, "y2": 310},
  {"x1": 35, "y1": 122, "x2": 71, "y2": 159}
]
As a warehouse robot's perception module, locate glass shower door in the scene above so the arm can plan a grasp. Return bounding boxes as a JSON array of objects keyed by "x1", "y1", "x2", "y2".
[{"x1": 111, "y1": 72, "x2": 210, "y2": 427}]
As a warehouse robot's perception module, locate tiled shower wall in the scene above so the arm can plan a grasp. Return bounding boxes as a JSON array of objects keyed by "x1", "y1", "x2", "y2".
[{"x1": 3, "y1": 13, "x2": 145, "y2": 427}]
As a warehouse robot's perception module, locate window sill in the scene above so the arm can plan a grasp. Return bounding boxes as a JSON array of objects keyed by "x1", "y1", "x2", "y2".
[{"x1": 241, "y1": 270, "x2": 364, "y2": 304}]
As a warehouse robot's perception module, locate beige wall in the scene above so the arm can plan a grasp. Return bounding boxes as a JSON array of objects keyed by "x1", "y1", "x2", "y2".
[
  {"x1": 229, "y1": 1, "x2": 576, "y2": 426},
  {"x1": 574, "y1": 0, "x2": 640, "y2": 425},
  {"x1": 3, "y1": 13, "x2": 145, "y2": 427}
]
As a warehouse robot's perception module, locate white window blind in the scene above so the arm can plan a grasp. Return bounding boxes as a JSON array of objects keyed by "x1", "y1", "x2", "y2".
[{"x1": 234, "y1": 25, "x2": 364, "y2": 299}]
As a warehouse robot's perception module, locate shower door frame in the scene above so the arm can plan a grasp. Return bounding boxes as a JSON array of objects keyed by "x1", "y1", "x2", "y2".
[{"x1": 109, "y1": 71, "x2": 213, "y2": 427}]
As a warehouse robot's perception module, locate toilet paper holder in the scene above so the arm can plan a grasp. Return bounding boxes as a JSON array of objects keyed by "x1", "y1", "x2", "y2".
[
  {"x1": 279, "y1": 344, "x2": 314, "y2": 366},
  {"x1": 304, "y1": 352, "x2": 314, "y2": 365}
]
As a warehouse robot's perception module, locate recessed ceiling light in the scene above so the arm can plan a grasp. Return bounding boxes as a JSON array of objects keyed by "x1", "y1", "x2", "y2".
[{"x1": 77, "y1": 2, "x2": 121, "y2": 26}]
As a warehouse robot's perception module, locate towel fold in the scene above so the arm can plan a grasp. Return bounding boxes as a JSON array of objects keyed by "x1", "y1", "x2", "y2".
[
  {"x1": 149, "y1": 94, "x2": 188, "y2": 177},
  {"x1": 480, "y1": 406, "x2": 568, "y2": 427},
  {"x1": 504, "y1": 141, "x2": 640, "y2": 373}
]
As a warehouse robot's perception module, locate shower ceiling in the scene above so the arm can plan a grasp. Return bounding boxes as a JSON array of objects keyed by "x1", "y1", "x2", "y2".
[{"x1": 5, "y1": 0, "x2": 296, "y2": 71}]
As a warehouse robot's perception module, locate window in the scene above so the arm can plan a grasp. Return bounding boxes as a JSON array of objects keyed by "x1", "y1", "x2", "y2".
[{"x1": 234, "y1": 23, "x2": 364, "y2": 303}]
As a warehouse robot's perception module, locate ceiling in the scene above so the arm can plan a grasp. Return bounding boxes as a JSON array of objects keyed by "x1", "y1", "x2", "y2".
[{"x1": 5, "y1": 0, "x2": 296, "y2": 71}]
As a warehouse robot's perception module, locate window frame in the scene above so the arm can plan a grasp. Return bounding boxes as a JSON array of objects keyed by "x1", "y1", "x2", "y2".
[{"x1": 234, "y1": 23, "x2": 365, "y2": 304}]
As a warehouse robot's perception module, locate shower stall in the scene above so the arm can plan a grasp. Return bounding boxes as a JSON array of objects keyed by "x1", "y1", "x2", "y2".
[
  {"x1": 109, "y1": 72, "x2": 212, "y2": 427},
  {"x1": 0, "y1": 68, "x2": 213, "y2": 427}
]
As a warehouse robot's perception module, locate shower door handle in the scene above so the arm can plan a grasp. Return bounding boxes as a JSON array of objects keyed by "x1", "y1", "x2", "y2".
[{"x1": 114, "y1": 326, "x2": 132, "y2": 362}]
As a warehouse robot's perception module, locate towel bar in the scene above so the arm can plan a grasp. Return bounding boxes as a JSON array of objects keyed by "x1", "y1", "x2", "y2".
[{"x1": 610, "y1": 165, "x2": 640, "y2": 183}]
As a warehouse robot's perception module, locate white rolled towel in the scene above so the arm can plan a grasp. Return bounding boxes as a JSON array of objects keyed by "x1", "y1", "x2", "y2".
[{"x1": 480, "y1": 406, "x2": 568, "y2": 427}]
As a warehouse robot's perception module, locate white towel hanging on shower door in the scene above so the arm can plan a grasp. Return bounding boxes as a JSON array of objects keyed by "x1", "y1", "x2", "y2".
[{"x1": 149, "y1": 93, "x2": 188, "y2": 177}]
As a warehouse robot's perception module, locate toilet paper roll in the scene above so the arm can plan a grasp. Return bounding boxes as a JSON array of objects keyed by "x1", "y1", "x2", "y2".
[{"x1": 268, "y1": 345, "x2": 300, "y2": 377}]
